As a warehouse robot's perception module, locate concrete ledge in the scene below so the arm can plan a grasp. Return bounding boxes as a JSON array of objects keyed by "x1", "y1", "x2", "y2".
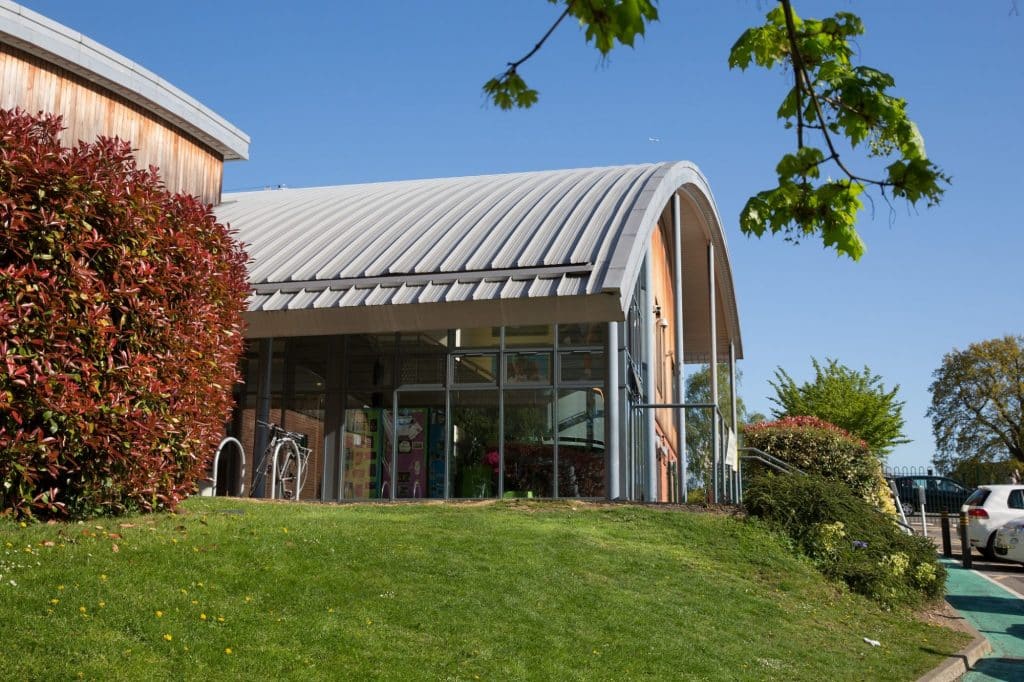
[{"x1": 916, "y1": 618, "x2": 991, "y2": 682}]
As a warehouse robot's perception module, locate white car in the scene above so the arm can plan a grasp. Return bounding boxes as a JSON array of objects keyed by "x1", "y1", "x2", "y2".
[
  {"x1": 994, "y1": 518, "x2": 1024, "y2": 565},
  {"x1": 962, "y1": 484, "x2": 1024, "y2": 559}
]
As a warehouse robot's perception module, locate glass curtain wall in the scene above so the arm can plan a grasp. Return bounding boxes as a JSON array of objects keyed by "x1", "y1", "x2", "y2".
[
  {"x1": 623, "y1": 274, "x2": 649, "y2": 501},
  {"x1": 235, "y1": 323, "x2": 612, "y2": 501}
]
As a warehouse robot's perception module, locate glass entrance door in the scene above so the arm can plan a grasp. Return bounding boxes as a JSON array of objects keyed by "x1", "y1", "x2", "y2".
[{"x1": 387, "y1": 389, "x2": 446, "y2": 500}]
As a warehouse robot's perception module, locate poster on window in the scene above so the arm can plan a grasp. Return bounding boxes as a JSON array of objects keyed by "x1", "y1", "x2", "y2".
[
  {"x1": 383, "y1": 408, "x2": 427, "y2": 498},
  {"x1": 344, "y1": 408, "x2": 380, "y2": 499}
]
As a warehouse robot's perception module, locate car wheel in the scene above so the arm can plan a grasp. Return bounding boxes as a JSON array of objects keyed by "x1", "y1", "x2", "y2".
[
  {"x1": 980, "y1": 533, "x2": 997, "y2": 561},
  {"x1": 900, "y1": 501, "x2": 914, "y2": 517}
]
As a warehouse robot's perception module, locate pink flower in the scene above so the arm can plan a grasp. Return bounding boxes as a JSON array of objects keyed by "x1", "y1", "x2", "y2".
[{"x1": 483, "y1": 450, "x2": 500, "y2": 473}]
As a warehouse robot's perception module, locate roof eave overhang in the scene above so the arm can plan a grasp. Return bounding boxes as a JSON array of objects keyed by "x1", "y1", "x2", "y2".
[
  {"x1": 243, "y1": 292, "x2": 626, "y2": 339},
  {"x1": 0, "y1": 0, "x2": 250, "y2": 160}
]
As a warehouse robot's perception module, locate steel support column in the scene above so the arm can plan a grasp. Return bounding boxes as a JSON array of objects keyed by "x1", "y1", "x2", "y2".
[
  {"x1": 606, "y1": 321, "x2": 620, "y2": 500},
  {"x1": 708, "y1": 242, "x2": 718, "y2": 503},
  {"x1": 253, "y1": 337, "x2": 273, "y2": 499},
  {"x1": 672, "y1": 193, "x2": 687, "y2": 503},
  {"x1": 643, "y1": 257, "x2": 658, "y2": 501},
  {"x1": 729, "y1": 340, "x2": 738, "y2": 503}
]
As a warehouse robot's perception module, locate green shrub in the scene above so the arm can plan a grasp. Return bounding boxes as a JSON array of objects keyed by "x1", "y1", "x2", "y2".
[
  {"x1": 745, "y1": 474, "x2": 944, "y2": 606},
  {"x1": 744, "y1": 415, "x2": 894, "y2": 514},
  {"x1": 0, "y1": 109, "x2": 249, "y2": 520}
]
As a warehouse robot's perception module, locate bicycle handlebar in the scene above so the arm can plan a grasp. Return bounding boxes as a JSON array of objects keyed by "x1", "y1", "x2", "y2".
[{"x1": 256, "y1": 419, "x2": 306, "y2": 443}]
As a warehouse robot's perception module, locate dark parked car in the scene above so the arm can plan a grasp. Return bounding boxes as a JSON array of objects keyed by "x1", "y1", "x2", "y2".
[{"x1": 887, "y1": 475, "x2": 975, "y2": 515}]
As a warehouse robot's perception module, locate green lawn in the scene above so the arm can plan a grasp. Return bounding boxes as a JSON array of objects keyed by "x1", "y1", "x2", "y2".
[{"x1": 0, "y1": 498, "x2": 966, "y2": 680}]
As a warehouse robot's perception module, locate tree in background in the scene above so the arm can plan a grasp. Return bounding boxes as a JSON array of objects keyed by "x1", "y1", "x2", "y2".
[
  {"x1": 928, "y1": 335, "x2": 1024, "y2": 471},
  {"x1": 0, "y1": 109, "x2": 250, "y2": 520},
  {"x1": 683, "y1": 365, "x2": 761, "y2": 485},
  {"x1": 769, "y1": 358, "x2": 907, "y2": 457},
  {"x1": 485, "y1": 1, "x2": 948, "y2": 260}
]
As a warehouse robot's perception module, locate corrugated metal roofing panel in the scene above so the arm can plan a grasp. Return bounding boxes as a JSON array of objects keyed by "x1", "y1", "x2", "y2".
[{"x1": 216, "y1": 161, "x2": 743, "y2": 358}]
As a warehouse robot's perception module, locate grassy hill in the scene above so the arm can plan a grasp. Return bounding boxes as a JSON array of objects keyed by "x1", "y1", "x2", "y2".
[{"x1": 0, "y1": 498, "x2": 966, "y2": 680}]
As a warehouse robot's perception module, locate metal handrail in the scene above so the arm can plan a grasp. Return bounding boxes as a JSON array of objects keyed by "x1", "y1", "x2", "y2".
[{"x1": 738, "y1": 447, "x2": 805, "y2": 476}]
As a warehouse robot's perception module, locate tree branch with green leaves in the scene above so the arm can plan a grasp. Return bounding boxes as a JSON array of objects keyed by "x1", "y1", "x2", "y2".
[{"x1": 484, "y1": 1, "x2": 950, "y2": 260}]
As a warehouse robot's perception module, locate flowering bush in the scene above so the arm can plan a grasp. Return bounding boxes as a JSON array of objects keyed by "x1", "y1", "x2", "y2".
[
  {"x1": 745, "y1": 474, "x2": 944, "y2": 606},
  {"x1": 0, "y1": 109, "x2": 249, "y2": 519},
  {"x1": 744, "y1": 416, "x2": 894, "y2": 514}
]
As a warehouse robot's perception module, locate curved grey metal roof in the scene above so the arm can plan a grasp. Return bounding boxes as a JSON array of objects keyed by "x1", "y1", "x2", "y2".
[
  {"x1": 216, "y1": 161, "x2": 742, "y2": 361},
  {"x1": 0, "y1": 0, "x2": 249, "y2": 160}
]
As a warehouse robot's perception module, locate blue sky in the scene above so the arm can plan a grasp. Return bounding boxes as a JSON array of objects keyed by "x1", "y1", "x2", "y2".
[{"x1": 23, "y1": 1, "x2": 1022, "y2": 471}]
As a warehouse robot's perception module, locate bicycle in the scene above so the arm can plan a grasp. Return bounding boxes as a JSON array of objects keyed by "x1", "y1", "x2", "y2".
[{"x1": 251, "y1": 420, "x2": 311, "y2": 500}]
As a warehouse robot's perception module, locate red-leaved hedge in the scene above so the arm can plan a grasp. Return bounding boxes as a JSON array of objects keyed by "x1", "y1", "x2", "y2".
[{"x1": 0, "y1": 109, "x2": 249, "y2": 519}]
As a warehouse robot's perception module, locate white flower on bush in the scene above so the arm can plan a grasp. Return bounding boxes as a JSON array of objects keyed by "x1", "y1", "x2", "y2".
[
  {"x1": 880, "y1": 552, "x2": 910, "y2": 577},
  {"x1": 912, "y1": 562, "x2": 937, "y2": 587},
  {"x1": 810, "y1": 521, "x2": 847, "y2": 561}
]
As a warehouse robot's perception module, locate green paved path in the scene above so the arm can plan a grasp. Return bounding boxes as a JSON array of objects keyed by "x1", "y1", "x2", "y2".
[{"x1": 942, "y1": 559, "x2": 1024, "y2": 680}]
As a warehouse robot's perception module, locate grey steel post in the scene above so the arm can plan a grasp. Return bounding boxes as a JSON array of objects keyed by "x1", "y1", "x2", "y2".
[
  {"x1": 729, "y1": 340, "x2": 738, "y2": 503},
  {"x1": 643, "y1": 257, "x2": 658, "y2": 501},
  {"x1": 390, "y1": 391, "x2": 399, "y2": 501},
  {"x1": 253, "y1": 337, "x2": 273, "y2": 498},
  {"x1": 606, "y1": 321, "x2": 621, "y2": 500},
  {"x1": 671, "y1": 193, "x2": 687, "y2": 504},
  {"x1": 708, "y1": 242, "x2": 718, "y2": 503},
  {"x1": 444, "y1": 376, "x2": 452, "y2": 500}
]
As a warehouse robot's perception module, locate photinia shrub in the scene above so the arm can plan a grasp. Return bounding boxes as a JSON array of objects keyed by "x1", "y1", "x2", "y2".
[
  {"x1": 0, "y1": 109, "x2": 249, "y2": 520},
  {"x1": 745, "y1": 474, "x2": 944, "y2": 607},
  {"x1": 744, "y1": 416, "x2": 894, "y2": 513}
]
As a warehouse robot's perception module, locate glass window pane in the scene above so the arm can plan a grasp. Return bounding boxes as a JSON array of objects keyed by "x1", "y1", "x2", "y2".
[
  {"x1": 558, "y1": 388, "x2": 606, "y2": 497},
  {"x1": 558, "y1": 323, "x2": 606, "y2": 348},
  {"x1": 560, "y1": 351, "x2": 606, "y2": 383},
  {"x1": 398, "y1": 330, "x2": 449, "y2": 350},
  {"x1": 454, "y1": 353, "x2": 498, "y2": 384},
  {"x1": 450, "y1": 390, "x2": 499, "y2": 498},
  {"x1": 341, "y1": 408, "x2": 383, "y2": 500},
  {"x1": 383, "y1": 403, "x2": 443, "y2": 500},
  {"x1": 399, "y1": 355, "x2": 445, "y2": 385},
  {"x1": 504, "y1": 325, "x2": 554, "y2": 348},
  {"x1": 453, "y1": 327, "x2": 500, "y2": 349},
  {"x1": 506, "y1": 352, "x2": 552, "y2": 385},
  {"x1": 504, "y1": 389, "x2": 555, "y2": 497},
  {"x1": 282, "y1": 337, "x2": 329, "y2": 500}
]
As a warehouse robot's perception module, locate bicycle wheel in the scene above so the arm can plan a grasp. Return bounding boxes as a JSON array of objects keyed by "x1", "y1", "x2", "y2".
[{"x1": 273, "y1": 439, "x2": 302, "y2": 500}]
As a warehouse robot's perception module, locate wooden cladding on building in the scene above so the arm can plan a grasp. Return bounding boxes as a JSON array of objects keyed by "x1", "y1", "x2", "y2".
[{"x1": 0, "y1": 44, "x2": 223, "y2": 204}]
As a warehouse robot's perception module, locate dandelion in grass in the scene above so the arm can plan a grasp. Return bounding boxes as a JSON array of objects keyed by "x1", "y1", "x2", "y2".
[
  {"x1": 79, "y1": 606, "x2": 86, "y2": 613},
  {"x1": 216, "y1": 615, "x2": 224, "y2": 623},
  {"x1": 155, "y1": 610, "x2": 164, "y2": 618},
  {"x1": 163, "y1": 634, "x2": 173, "y2": 641},
  {"x1": 225, "y1": 648, "x2": 233, "y2": 655},
  {"x1": 100, "y1": 574, "x2": 107, "y2": 581},
  {"x1": 50, "y1": 598, "x2": 59, "y2": 605},
  {"x1": 200, "y1": 613, "x2": 207, "y2": 621},
  {"x1": 98, "y1": 601, "x2": 106, "y2": 608}
]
